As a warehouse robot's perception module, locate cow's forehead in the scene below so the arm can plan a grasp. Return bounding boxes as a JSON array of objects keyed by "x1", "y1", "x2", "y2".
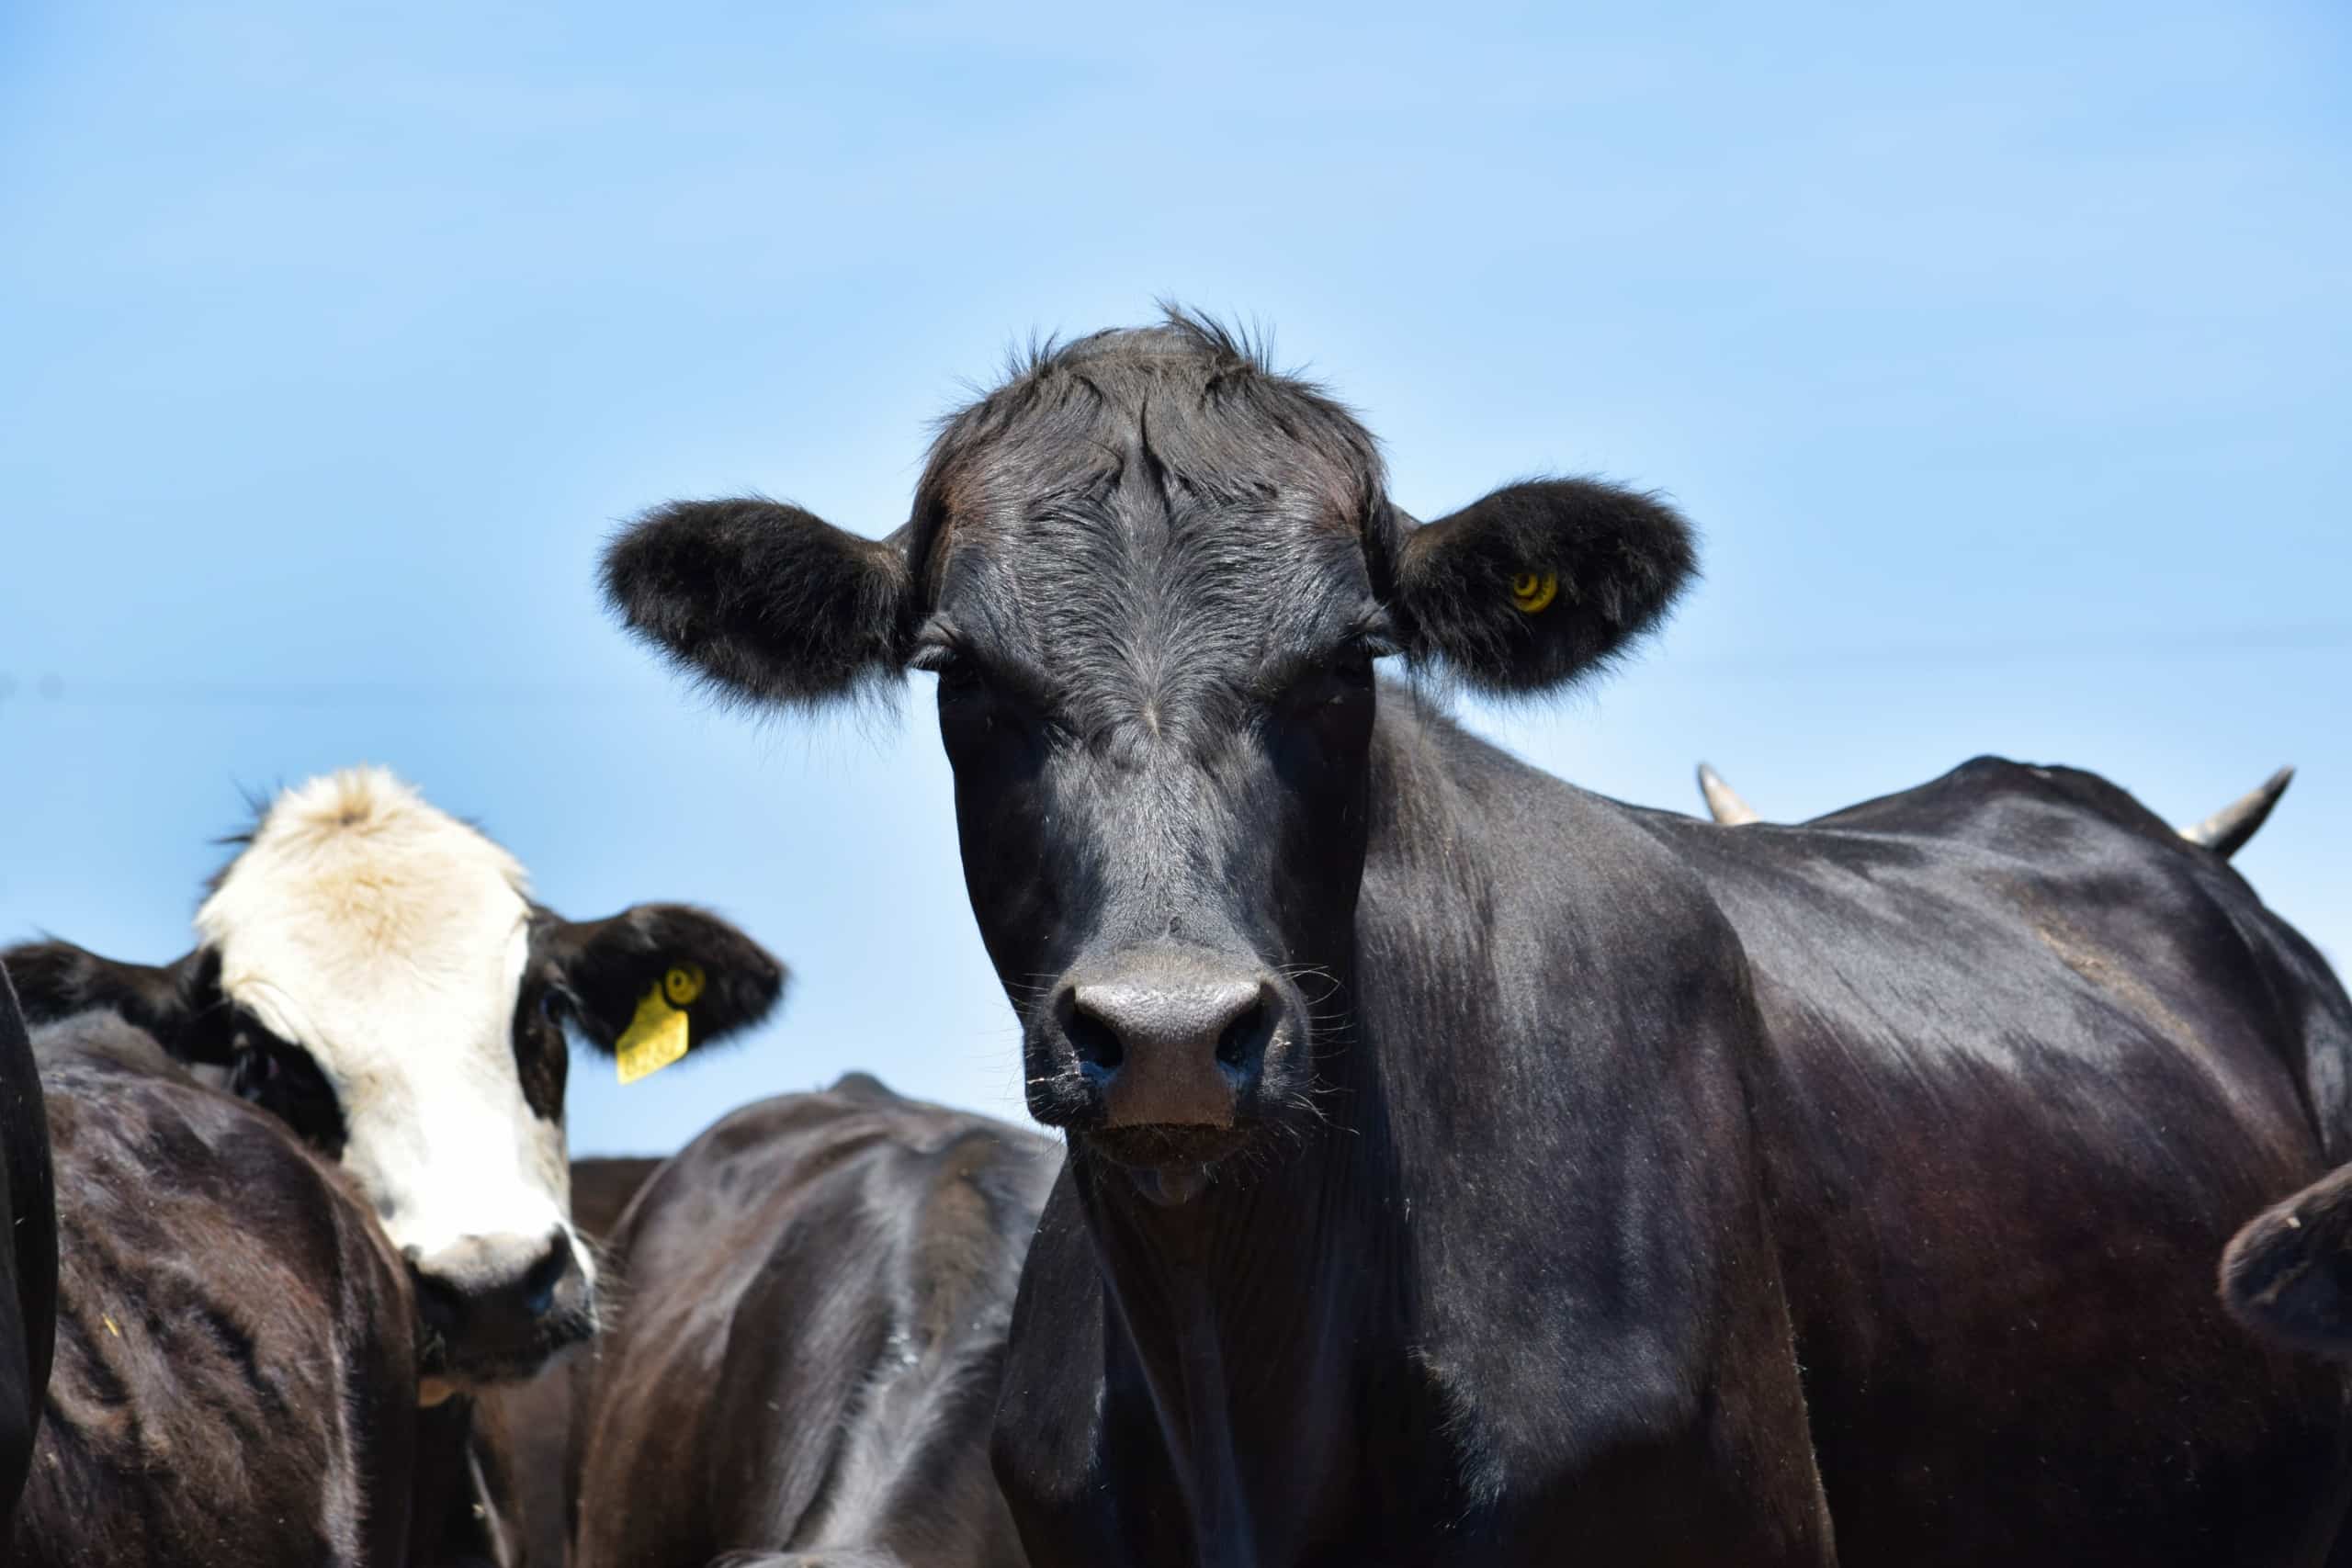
[
  {"x1": 942, "y1": 500, "x2": 1375, "y2": 668},
  {"x1": 195, "y1": 767, "x2": 535, "y2": 1055},
  {"x1": 918, "y1": 322, "x2": 1388, "y2": 604}
]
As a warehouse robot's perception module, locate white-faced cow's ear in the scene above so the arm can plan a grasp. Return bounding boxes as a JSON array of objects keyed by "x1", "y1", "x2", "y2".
[
  {"x1": 0, "y1": 941, "x2": 227, "y2": 1061},
  {"x1": 544, "y1": 905, "x2": 786, "y2": 1056},
  {"x1": 601, "y1": 497, "x2": 917, "y2": 709},
  {"x1": 1390, "y1": 479, "x2": 1698, "y2": 695},
  {"x1": 2222, "y1": 1166, "x2": 2352, "y2": 1357}
]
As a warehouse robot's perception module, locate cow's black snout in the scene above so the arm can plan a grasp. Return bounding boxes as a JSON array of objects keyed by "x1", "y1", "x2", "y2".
[
  {"x1": 408, "y1": 1227, "x2": 588, "y2": 1379},
  {"x1": 1046, "y1": 949, "x2": 1288, "y2": 1132}
]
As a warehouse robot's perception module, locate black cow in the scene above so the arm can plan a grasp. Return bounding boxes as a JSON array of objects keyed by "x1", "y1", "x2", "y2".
[
  {"x1": 569, "y1": 1074, "x2": 1058, "y2": 1568},
  {"x1": 601, "y1": 313, "x2": 2352, "y2": 1564},
  {"x1": 2224, "y1": 1163, "x2": 2352, "y2": 1358},
  {"x1": 13, "y1": 1012, "x2": 418, "y2": 1566},
  {"x1": 1694, "y1": 757, "x2": 2298, "y2": 857},
  {"x1": 0, "y1": 966, "x2": 56, "y2": 1540}
]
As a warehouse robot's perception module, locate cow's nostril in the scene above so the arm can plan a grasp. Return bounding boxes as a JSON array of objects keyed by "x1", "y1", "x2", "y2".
[
  {"x1": 413, "y1": 1270, "x2": 465, "y2": 1332},
  {"x1": 521, "y1": 1239, "x2": 571, "y2": 1317},
  {"x1": 1215, "y1": 996, "x2": 1270, "y2": 1071},
  {"x1": 1064, "y1": 1004, "x2": 1126, "y2": 1076}
]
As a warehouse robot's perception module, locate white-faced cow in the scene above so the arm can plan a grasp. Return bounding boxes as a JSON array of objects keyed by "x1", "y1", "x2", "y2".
[
  {"x1": 3, "y1": 766, "x2": 784, "y2": 1396},
  {"x1": 603, "y1": 312, "x2": 2352, "y2": 1566},
  {"x1": 570, "y1": 1074, "x2": 1058, "y2": 1568}
]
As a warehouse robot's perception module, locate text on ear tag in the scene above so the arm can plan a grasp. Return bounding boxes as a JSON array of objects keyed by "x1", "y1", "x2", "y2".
[
  {"x1": 1510, "y1": 571, "x2": 1559, "y2": 615},
  {"x1": 616, "y1": 982, "x2": 690, "y2": 1085}
]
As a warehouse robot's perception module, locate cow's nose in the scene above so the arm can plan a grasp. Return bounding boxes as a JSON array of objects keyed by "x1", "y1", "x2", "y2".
[
  {"x1": 409, "y1": 1228, "x2": 581, "y2": 1356},
  {"x1": 1059, "y1": 956, "x2": 1281, "y2": 1127}
]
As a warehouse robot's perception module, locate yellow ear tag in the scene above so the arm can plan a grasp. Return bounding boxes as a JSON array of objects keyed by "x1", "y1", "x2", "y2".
[
  {"x1": 616, "y1": 982, "x2": 690, "y2": 1086},
  {"x1": 1510, "y1": 571, "x2": 1559, "y2": 615}
]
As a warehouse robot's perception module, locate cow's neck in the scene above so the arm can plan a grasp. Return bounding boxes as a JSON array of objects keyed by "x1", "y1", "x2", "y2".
[
  {"x1": 1072, "y1": 947, "x2": 1404, "y2": 1564},
  {"x1": 1064, "y1": 689, "x2": 1557, "y2": 1560}
]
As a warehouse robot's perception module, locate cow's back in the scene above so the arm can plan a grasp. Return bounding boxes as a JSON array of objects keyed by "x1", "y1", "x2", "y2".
[
  {"x1": 572, "y1": 1076, "x2": 1057, "y2": 1568},
  {"x1": 0, "y1": 965, "x2": 56, "y2": 1537},
  {"x1": 13, "y1": 1015, "x2": 419, "y2": 1568},
  {"x1": 1647, "y1": 756, "x2": 2352, "y2": 1564}
]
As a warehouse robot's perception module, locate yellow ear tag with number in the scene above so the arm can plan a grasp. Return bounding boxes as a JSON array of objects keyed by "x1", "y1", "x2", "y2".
[
  {"x1": 1510, "y1": 571, "x2": 1559, "y2": 615},
  {"x1": 616, "y1": 964, "x2": 706, "y2": 1085}
]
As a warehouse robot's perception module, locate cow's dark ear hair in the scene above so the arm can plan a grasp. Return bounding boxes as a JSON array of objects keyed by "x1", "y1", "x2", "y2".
[
  {"x1": 2222, "y1": 1166, "x2": 2352, "y2": 1357},
  {"x1": 601, "y1": 497, "x2": 915, "y2": 708},
  {"x1": 1389, "y1": 479, "x2": 1697, "y2": 694},
  {"x1": 0, "y1": 942, "x2": 226, "y2": 1060},
  {"x1": 543, "y1": 905, "x2": 786, "y2": 1056}
]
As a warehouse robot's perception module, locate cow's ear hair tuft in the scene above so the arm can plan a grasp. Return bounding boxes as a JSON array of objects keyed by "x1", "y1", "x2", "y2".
[
  {"x1": 545, "y1": 904, "x2": 786, "y2": 1057},
  {"x1": 0, "y1": 942, "x2": 222, "y2": 1058},
  {"x1": 2222, "y1": 1166, "x2": 2352, "y2": 1357},
  {"x1": 1390, "y1": 478, "x2": 1697, "y2": 694},
  {"x1": 601, "y1": 498, "x2": 915, "y2": 709}
]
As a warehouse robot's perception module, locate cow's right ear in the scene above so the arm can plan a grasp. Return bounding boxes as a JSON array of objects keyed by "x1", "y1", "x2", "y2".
[
  {"x1": 2222, "y1": 1165, "x2": 2352, "y2": 1357},
  {"x1": 1389, "y1": 479, "x2": 1697, "y2": 695},
  {"x1": 540, "y1": 904, "x2": 786, "y2": 1058},
  {"x1": 601, "y1": 497, "x2": 916, "y2": 708},
  {"x1": 0, "y1": 942, "x2": 222, "y2": 1057}
]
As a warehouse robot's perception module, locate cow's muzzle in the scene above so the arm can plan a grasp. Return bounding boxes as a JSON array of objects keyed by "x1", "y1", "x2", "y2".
[
  {"x1": 1029, "y1": 945, "x2": 1303, "y2": 1190},
  {"x1": 408, "y1": 1227, "x2": 594, "y2": 1387}
]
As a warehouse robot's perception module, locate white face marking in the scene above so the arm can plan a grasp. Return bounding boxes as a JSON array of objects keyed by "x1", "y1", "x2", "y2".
[{"x1": 194, "y1": 768, "x2": 589, "y2": 1294}]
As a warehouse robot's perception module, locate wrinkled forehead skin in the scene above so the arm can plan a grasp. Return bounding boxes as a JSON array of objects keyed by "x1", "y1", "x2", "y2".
[
  {"x1": 911, "y1": 323, "x2": 1404, "y2": 704},
  {"x1": 194, "y1": 768, "x2": 573, "y2": 1267}
]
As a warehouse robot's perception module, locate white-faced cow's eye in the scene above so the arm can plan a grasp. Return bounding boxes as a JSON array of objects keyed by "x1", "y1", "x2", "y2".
[
  {"x1": 537, "y1": 988, "x2": 567, "y2": 1026},
  {"x1": 232, "y1": 1031, "x2": 281, "y2": 1082}
]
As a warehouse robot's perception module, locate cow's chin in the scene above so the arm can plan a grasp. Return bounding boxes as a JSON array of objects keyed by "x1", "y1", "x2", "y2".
[
  {"x1": 413, "y1": 1304, "x2": 596, "y2": 1404},
  {"x1": 1083, "y1": 1123, "x2": 1256, "y2": 1207}
]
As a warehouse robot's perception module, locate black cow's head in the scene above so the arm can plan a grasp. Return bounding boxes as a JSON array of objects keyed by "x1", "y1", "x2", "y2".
[
  {"x1": 605, "y1": 313, "x2": 1692, "y2": 1201},
  {"x1": 5, "y1": 768, "x2": 785, "y2": 1390}
]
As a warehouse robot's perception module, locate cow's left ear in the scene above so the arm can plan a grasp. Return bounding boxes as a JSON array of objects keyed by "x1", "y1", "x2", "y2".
[
  {"x1": 542, "y1": 905, "x2": 786, "y2": 1055},
  {"x1": 1389, "y1": 479, "x2": 1697, "y2": 694},
  {"x1": 2222, "y1": 1165, "x2": 2352, "y2": 1357}
]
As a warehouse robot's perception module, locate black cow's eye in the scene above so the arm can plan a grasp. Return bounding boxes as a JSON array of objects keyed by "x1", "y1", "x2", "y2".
[
  {"x1": 935, "y1": 655, "x2": 988, "y2": 698},
  {"x1": 1277, "y1": 649, "x2": 1374, "y2": 712}
]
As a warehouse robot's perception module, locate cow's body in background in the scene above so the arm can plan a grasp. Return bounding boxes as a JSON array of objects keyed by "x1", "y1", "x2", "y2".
[
  {"x1": 571, "y1": 1075, "x2": 1057, "y2": 1568},
  {"x1": 13, "y1": 1013, "x2": 418, "y2": 1567},
  {"x1": 607, "y1": 314, "x2": 2352, "y2": 1565},
  {"x1": 0, "y1": 967, "x2": 56, "y2": 1542},
  {"x1": 424, "y1": 1157, "x2": 666, "y2": 1568}
]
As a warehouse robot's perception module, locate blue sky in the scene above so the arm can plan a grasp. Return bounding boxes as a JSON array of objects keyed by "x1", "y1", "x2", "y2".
[{"x1": 2, "y1": 0, "x2": 2346, "y2": 1155}]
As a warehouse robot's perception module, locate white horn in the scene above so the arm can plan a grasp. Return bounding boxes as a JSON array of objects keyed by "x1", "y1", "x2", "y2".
[
  {"x1": 2180, "y1": 766, "x2": 2293, "y2": 860},
  {"x1": 1697, "y1": 762, "x2": 1760, "y2": 827}
]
